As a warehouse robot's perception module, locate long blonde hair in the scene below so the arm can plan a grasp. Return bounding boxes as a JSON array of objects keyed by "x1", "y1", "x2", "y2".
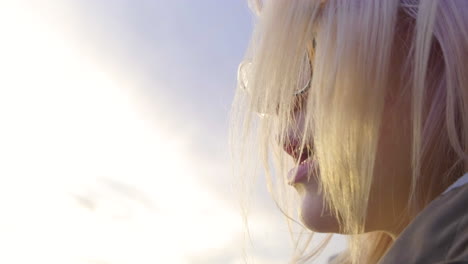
[{"x1": 230, "y1": 0, "x2": 468, "y2": 263}]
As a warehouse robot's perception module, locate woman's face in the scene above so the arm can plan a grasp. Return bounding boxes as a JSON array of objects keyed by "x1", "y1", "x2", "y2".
[{"x1": 284, "y1": 44, "x2": 414, "y2": 237}]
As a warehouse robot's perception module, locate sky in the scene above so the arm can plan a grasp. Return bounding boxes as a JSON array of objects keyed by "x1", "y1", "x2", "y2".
[{"x1": 0, "y1": 1, "x2": 346, "y2": 263}]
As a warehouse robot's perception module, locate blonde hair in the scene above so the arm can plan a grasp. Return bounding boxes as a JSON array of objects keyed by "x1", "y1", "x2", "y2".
[{"x1": 230, "y1": 0, "x2": 468, "y2": 263}]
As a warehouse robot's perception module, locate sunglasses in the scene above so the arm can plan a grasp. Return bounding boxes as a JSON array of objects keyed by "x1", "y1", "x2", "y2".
[{"x1": 237, "y1": 39, "x2": 315, "y2": 96}]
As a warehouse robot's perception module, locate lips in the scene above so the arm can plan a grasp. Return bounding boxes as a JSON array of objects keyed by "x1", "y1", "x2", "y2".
[
  {"x1": 287, "y1": 158, "x2": 317, "y2": 185},
  {"x1": 283, "y1": 139, "x2": 314, "y2": 164},
  {"x1": 283, "y1": 139, "x2": 316, "y2": 185}
]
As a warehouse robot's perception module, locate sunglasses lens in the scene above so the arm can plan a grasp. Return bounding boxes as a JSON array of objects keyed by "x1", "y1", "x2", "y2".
[
  {"x1": 238, "y1": 51, "x2": 311, "y2": 96},
  {"x1": 238, "y1": 61, "x2": 252, "y2": 92}
]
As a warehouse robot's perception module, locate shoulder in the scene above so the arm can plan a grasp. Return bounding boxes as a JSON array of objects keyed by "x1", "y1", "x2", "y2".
[{"x1": 379, "y1": 184, "x2": 468, "y2": 264}]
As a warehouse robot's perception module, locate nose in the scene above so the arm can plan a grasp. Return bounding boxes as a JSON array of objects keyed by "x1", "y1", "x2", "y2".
[
  {"x1": 282, "y1": 111, "x2": 304, "y2": 162},
  {"x1": 281, "y1": 108, "x2": 314, "y2": 163}
]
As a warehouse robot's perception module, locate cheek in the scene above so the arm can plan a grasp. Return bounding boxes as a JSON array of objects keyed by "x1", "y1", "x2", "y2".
[
  {"x1": 299, "y1": 191, "x2": 341, "y2": 233},
  {"x1": 364, "y1": 99, "x2": 413, "y2": 231}
]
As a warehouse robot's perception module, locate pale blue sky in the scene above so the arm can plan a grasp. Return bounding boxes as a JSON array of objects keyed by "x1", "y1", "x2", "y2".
[{"x1": 74, "y1": 0, "x2": 251, "y2": 124}]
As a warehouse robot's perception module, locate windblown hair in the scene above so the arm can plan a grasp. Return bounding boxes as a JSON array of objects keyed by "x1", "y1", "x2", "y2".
[{"x1": 230, "y1": 0, "x2": 468, "y2": 263}]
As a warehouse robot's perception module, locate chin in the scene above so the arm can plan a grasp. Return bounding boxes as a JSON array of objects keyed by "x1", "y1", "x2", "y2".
[{"x1": 299, "y1": 192, "x2": 341, "y2": 233}]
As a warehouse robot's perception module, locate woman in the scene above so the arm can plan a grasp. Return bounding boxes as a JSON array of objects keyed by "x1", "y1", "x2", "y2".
[{"x1": 231, "y1": 0, "x2": 468, "y2": 263}]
